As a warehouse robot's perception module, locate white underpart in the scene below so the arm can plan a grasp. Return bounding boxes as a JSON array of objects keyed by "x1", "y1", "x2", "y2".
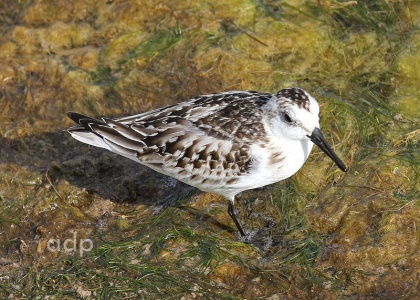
[
  {"x1": 208, "y1": 127, "x2": 315, "y2": 201},
  {"x1": 68, "y1": 131, "x2": 112, "y2": 151}
]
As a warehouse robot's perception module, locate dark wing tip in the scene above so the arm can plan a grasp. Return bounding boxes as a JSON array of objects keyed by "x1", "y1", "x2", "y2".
[
  {"x1": 67, "y1": 112, "x2": 107, "y2": 131},
  {"x1": 67, "y1": 112, "x2": 90, "y2": 124}
]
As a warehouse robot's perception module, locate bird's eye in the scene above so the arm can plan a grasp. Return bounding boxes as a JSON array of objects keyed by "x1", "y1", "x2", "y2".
[{"x1": 284, "y1": 112, "x2": 293, "y2": 123}]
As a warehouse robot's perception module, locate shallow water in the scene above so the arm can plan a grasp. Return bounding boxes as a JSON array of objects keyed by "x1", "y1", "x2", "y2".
[{"x1": 0, "y1": 0, "x2": 419, "y2": 298}]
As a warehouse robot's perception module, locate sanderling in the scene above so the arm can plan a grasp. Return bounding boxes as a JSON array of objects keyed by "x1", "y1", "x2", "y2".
[{"x1": 67, "y1": 88, "x2": 347, "y2": 237}]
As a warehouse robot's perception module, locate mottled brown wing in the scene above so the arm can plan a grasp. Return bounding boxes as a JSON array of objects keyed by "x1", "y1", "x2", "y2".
[
  {"x1": 117, "y1": 91, "x2": 272, "y2": 143},
  {"x1": 69, "y1": 91, "x2": 273, "y2": 187}
]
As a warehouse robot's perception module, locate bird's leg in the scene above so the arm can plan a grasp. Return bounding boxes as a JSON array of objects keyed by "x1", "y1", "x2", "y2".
[{"x1": 228, "y1": 198, "x2": 246, "y2": 237}]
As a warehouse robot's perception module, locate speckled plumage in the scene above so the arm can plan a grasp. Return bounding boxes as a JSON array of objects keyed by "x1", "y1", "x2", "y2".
[{"x1": 67, "y1": 88, "x2": 347, "y2": 237}]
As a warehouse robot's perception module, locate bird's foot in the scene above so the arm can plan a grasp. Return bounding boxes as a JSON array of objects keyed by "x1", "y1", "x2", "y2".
[{"x1": 237, "y1": 219, "x2": 276, "y2": 250}]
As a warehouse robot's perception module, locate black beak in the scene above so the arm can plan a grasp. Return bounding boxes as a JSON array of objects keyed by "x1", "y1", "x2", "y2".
[{"x1": 307, "y1": 127, "x2": 348, "y2": 172}]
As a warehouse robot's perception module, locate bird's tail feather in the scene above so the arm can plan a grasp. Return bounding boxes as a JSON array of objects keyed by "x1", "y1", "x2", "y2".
[{"x1": 67, "y1": 112, "x2": 112, "y2": 151}]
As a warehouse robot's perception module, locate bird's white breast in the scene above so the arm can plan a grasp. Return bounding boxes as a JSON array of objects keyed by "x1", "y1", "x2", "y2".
[{"x1": 227, "y1": 136, "x2": 313, "y2": 194}]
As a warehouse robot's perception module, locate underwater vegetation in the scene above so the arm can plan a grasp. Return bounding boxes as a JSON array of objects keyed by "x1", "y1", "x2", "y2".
[{"x1": 0, "y1": 0, "x2": 418, "y2": 298}]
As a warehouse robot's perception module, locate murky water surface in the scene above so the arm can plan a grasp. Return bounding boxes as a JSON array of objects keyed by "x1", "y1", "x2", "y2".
[{"x1": 0, "y1": 0, "x2": 418, "y2": 298}]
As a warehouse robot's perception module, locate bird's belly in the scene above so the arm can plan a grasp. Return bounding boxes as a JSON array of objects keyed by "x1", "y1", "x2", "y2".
[{"x1": 231, "y1": 139, "x2": 314, "y2": 190}]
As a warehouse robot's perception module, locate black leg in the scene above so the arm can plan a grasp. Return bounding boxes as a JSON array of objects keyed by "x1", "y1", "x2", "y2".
[{"x1": 228, "y1": 199, "x2": 246, "y2": 237}]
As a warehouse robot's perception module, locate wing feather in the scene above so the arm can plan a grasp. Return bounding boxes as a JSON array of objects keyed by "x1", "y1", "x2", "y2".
[{"x1": 67, "y1": 91, "x2": 272, "y2": 183}]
